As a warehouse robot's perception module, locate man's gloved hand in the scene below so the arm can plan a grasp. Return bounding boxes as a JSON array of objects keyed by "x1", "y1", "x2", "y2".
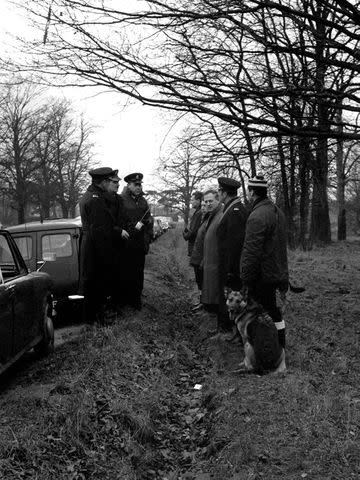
[{"x1": 121, "y1": 229, "x2": 130, "y2": 240}]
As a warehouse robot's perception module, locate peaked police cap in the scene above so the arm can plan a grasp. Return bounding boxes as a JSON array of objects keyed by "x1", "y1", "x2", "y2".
[
  {"x1": 218, "y1": 177, "x2": 240, "y2": 192},
  {"x1": 124, "y1": 172, "x2": 143, "y2": 183},
  {"x1": 89, "y1": 167, "x2": 119, "y2": 179}
]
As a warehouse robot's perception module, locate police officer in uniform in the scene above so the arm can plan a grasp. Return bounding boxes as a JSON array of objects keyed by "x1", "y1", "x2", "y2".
[
  {"x1": 216, "y1": 177, "x2": 249, "y2": 334},
  {"x1": 79, "y1": 167, "x2": 128, "y2": 323},
  {"x1": 121, "y1": 173, "x2": 153, "y2": 310},
  {"x1": 106, "y1": 173, "x2": 130, "y2": 311}
]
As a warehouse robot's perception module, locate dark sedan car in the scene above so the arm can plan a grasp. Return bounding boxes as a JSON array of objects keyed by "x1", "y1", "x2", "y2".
[
  {"x1": 7, "y1": 218, "x2": 82, "y2": 321},
  {"x1": 0, "y1": 230, "x2": 54, "y2": 375}
]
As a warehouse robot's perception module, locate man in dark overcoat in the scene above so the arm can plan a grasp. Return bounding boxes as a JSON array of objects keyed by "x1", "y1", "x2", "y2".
[
  {"x1": 120, "y1": 172, "x2": 153, "y2": 310},
  {"x1": 106, "y1": 174, "x2": 130, "y2": 311},
  {"x1": 183, "y1": 191, "x2": 203, "y2": 296},
  {"x1": 216, "y1": 177, "x2": 249, "y2": 334},
  {"x1": 240, "y1": 175, "x2": 289, "y2": 350},
  {"x1": 79, "y1": 167, "x2": 128, "y2": 324}
]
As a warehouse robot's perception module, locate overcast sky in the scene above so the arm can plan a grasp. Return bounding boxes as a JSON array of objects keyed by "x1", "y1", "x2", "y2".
[{"x1": 0, "y1": 0, "x2": 172, "y2": 188}]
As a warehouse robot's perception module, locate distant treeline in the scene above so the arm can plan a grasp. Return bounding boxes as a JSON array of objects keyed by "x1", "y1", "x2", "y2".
[{"x1": 0, "y1": 82, "x2": 95, "y2": 225}]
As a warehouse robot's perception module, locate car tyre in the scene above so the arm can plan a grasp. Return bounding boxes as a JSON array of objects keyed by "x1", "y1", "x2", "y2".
[{"x1": 34, "y1": 298, "x2": 55, "y2": 356}]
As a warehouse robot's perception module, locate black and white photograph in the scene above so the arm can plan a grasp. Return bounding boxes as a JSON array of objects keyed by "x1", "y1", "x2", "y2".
[{"x1": 0, "y1": 1, "x2": 359, "y2": 479}]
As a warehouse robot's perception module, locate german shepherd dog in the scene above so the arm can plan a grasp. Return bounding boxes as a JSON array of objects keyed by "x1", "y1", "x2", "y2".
[{"x1": 226, "y1": 289, "x2": 286, "y2": 374}]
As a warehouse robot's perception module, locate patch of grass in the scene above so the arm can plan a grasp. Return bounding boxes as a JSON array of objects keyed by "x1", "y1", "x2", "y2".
[{"x1": 192, "y1": 242, "x2": 360, "y2": 479}]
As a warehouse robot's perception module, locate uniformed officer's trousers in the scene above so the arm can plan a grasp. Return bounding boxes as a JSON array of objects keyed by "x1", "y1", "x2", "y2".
[
  {"x1": 82, "y1": 279, "x2": 108, "y2": 324},
  {"x1": 248, "y1": 281, "x2": 285, "y2": 348},
  {"x1": 121, "y1": 248, "x2": 146, "y2": 310}
]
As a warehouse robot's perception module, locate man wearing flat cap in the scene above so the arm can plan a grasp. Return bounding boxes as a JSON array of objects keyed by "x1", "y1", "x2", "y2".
[
  {"x1": 240, "y1": 175, "x2": 289, "y2": 355},
  {"x1": 120, "y1": 172, "x2": 153, "y2": 310},
  {"x1": 216, "y1": 176, "x2": 249, "y2": 335},
  {"x1": 79, "y1": 167, "x2": 128, "y2": 323}
]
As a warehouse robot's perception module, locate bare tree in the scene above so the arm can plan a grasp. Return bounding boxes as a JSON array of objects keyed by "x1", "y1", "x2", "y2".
[
  {"x1": 32, "y1": 113, "x2": 58, "y2": 219},
  {"x1": 157, "y1": 128, "x2": 213, "y2": 223},
  {"x1": 0, "y1": 83, "x2": 47, "y2": 223},
  {"x1": 0, "y1": 83, "x2": 95, "y2": 223},
  {"x1": 49, "y1": 101, "x2": 95, "y2": 217},
  {"x1": 346, "y1": 159, "x2": 360, "y2": 235},
  {"x1": 17, "y1": 0, "x2": 360, "y2": 243}
]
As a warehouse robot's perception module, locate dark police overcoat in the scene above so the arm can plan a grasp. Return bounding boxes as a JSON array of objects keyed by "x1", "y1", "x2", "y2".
[
  {"x1": 120, "y1": 188, "x2": 153, "y2": 307},
  {"x1": 79, "y1": 184, "x2": 124, "y2": 296},
  {"x1": 215, "y1": 196, "x2": 249, "y2": 329},
  {"x1": 121, "y1": 188, "x2": 153, "y2": 253},
  {"x1": 216, "y1": 197, "x2": 249, "y2": 286}
]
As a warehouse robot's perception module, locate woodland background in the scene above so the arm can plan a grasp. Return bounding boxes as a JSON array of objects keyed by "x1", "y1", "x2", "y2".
[{"x1": 1, "y1": 0, "x2": 360, "y2": 248}]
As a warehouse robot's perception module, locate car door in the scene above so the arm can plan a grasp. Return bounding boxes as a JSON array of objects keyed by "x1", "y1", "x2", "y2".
[
  {"x1": 0, "y1": 232, "x2": 35, "y2": 355},
  {"x1": 37, "y1": 228, "x2": 80, "y2": 298},
  {"x1": 13, "y1": 234, "x2": 36, "y2": 272},
  {"x1": 0, "y1": 267, "x2": 13, "y2": 366}
]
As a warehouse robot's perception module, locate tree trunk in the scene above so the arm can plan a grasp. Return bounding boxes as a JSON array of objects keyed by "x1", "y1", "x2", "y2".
[
  {"x1": 17, "y1": 204, "x2": 25, "y2": 224},
  {"x1": 240, "y1": 99, "x2": 257, "y2": 177},
  {"x1": 337, "y1": 207, "x2": 346, "y2": 240},
  {"x1": 336, "y1": 109, "x2": 346, "y2": 240},
  {"x1": 16, "y1": 177, "x2": 27, "y2": 224},
  {"x1": 311, "y1": 4, "x2": 331, "y2": 245},
  {"x1": 60, "y1": 201, "x2": 69, "y2": 218},
  {"x1": 298, "y1": 138, "x2": 311, "y2": 249},
  {"x1": 310, "y1": 136, "x2": 331, "y2": 244},
  {"x1": 277, "y1": 137, "x2": 296, "y2": 248}
]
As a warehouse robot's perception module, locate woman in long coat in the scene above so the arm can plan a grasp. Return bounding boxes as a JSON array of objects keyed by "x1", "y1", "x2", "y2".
[{"x1": 201, "y1": 190, "x2": 223, "y2": 310}]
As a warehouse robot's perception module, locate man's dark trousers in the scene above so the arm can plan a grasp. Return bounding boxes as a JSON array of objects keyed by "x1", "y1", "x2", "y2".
[{"x1": 248, "y1": 281, "x2": 285, "y2": 348}]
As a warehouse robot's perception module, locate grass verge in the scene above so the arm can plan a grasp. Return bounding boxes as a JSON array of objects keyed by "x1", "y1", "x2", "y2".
[{"x1": 0, "y1": 232, "x2": 359, "y2": 479}]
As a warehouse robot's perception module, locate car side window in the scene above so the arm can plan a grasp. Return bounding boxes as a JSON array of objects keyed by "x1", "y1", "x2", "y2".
[
  {"x1": 42, "y1": 233, "x2": 72, "y2": 258},
  {"x1": 14, "y1": 236, "x2": 33, "y2": 260},
  {"x1": 0, "y1": 234, "x2": 20, "y2": 280}
]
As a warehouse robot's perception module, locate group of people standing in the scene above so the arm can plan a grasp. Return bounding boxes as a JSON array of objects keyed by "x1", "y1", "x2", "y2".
[
  {"x1": 184, "y1": 175, "x2": 289, "y2": 349},
  {"x1": 79, "y1": 167, "x2": 153, "y2": 324},
  {"x1": 78, "y1": 165, "x2": 289, "y2": 351}
]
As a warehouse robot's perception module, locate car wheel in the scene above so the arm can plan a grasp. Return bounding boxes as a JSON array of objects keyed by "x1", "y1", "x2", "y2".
[{"x1": 34, "y1": 298, "x2": 55, "y2": 356}]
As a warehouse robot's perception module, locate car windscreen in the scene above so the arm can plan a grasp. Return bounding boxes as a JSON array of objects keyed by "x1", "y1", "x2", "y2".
[
  {"x1": 14, "y1": 236, "x2": 33, "y2": 260},
  {"x1": 42, "y1": 233, "x2": 73, "y2": 258}
]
